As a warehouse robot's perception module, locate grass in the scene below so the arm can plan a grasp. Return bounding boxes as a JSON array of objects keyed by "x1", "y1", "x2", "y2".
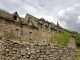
[
  {"x1": 75, "y1": 47, "x2": 80, "y2": 52},
  {"x1": 75, "y1": 47, "x2": 80, "y2": 60},
  {"x1": 76, "y1": 56, "x2": 80, "y2": 60}
]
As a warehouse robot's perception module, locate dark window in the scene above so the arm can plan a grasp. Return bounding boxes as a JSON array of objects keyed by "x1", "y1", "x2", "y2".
[
  {"x1": 27, "y1": 20, "x2": 30, "y2": 24},
  {"x1": 14, "y1": 15, "x2": 17, "y2": 20},
  {"x1": 16, "y1": 29, "x2": 19, "y2": 36},
  {"x1": 59, "y1": 31, "x2": 61, "y2": 33},
  {"x1": 27, "y1": 18, "x2": 31, "y2": 24},
  {"x1": 29, "y1": 32, "x2": 32, "y2": 38}
]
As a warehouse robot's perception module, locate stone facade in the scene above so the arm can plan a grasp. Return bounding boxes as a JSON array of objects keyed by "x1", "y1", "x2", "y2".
[
  {"x1": 0, "y1": 39, "x2": 76, "y2": 60},
  {"x1": 0, "y1": 10, "x2": 76, "y2": 48}
]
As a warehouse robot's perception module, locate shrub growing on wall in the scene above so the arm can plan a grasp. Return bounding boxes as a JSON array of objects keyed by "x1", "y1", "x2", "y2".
[
  {"x1": 49, "y1": 32, "x2": 70, "y2": 46},
  {"x1": 76, "y1": 36, "x2": 80, "y2": 47}
]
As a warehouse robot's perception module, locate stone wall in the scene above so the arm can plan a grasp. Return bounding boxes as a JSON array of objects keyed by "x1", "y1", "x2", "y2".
[
  {"x1": 0, "y1": 39, "x2": 76, "y2": 60},
  {"x1": 0, "y1": 18, "x2": 51, "y2": 45},
  {"x1": 0, "y1": 17, "x2": 76, "y2": 48}
]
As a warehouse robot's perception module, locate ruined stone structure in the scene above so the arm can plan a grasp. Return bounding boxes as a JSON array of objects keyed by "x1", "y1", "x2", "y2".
[
  {"x1": 0, "y1": 10, "x2": 76, "y2": 48},
  {"x1": 0, "y1": 40, "x2": 76, "y2": 60}
]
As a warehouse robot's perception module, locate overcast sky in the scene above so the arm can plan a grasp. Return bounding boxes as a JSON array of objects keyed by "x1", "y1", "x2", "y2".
[{"x1": 0, "y1": 0, "x2": 80, "y2": 32}]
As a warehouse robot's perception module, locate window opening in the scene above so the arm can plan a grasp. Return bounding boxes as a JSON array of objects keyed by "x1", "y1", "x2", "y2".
[
  {"x1": 29, "y1": 32, "x2": 32, "y2": 38},
  {"x1": 14, "y1": 15, "x2": 17, "y2": 20},
  {"x1": 16, "y1": 29, "x2": 19, "y2": 36}
]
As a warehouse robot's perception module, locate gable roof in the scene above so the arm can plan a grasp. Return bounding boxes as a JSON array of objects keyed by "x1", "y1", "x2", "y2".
[
  {"x1": 0, "y1": 10, "x2": 23, "y2": 22},
  {"x1": 0, "y1": 10, "x2": 12, "y2": 18},
  {"x1": 25, "y1": 13, "x2": 38, "y2": 22},
  {"x1": 10, "y1": 12, "x2": 22, "y2": 22},
  {"x1": 22, "y1": 14, "x2": 38, "y2": 28},
  {"x1": 0, "y1": 9, "x2": 78, "y2": 35}
]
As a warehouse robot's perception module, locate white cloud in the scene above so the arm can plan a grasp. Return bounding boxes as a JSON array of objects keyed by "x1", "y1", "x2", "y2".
[
  {"x1": 56, "y1": 4, "x2": 80, "y2": 32},
  {"x1": 20, "y1": 15, "x2": 25, "y2": 18},
  {"x1": 35, "y1": 15, "x2": 57, "y2": 24},
  {"x1": 24, "y1": 5, "x2": 37, "y2": 13},
  {"x1": 77, "y1": 16, "x2": 80, "y2": 23},
  {"x1": 7, "y1": 0, "x2": 22, "y2": 4},
  {"x1": 57, "y1": 10, "x2": 64, "y2": 17},
  {"x1": 0, "y1": 0, "x2": 80, "y2": 32}
]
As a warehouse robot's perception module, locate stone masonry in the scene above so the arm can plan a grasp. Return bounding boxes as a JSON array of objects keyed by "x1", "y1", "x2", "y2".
[
  {"x1": 0, "y1": 39, "x2": 76, "y2": 60},
  {"x1": 0, "y1": 10, "x2": 76, "y2": 48}
]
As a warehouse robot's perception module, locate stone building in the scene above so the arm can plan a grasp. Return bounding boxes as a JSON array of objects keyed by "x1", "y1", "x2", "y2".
[{"x1": 0, "y1": 10, "x2": 76, "y2": 48}]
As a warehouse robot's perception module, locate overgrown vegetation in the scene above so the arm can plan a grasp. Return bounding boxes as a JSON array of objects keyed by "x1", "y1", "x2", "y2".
[
  {"x1": 75, "y1": 36, "x2": 80, "y2": 51},
  {"x1": 76, "y1": 36, "x2": 80, "y2": 47},
  {"x1": 72, "y1": 31, "x2": 78, "y2": 34},
  {"x1": 49, "y1": 32, "x2": 70, "y2": 46},
  {"x1": 76, "y1": 56, "x2": 80, "y2": 60},
  {"x1": 75, "y1": 47, "x2": 80, "y2": 51}
]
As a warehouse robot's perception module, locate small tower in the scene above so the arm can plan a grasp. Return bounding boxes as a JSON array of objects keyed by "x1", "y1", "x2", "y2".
[{"x1": 57, "y1": 22, "x2": 60, "y2": 27}]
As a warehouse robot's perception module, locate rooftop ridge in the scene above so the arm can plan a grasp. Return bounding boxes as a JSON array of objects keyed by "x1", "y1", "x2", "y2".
[
  {"x1": 0, "y1": 9, "x2": 78, "y2": 35},
  {"x1": 27, "y1": 13, "x2": 39, "y2": 19}
]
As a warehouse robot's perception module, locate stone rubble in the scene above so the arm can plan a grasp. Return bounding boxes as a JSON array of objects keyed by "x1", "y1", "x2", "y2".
[{"x1": 0, "y1": 40, "x2": 77, "y2": 60}]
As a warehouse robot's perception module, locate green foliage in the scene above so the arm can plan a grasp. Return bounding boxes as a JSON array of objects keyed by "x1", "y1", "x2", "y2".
[
  {"x1": 72, "y1": 31, "x2": 78, "y2": 34},
  {"x1": 76, "y1": 56, "x2": 80, "y2": 60},
  {"x1": 75, "y1": 36, "x2": 80, "y2": 51},
  {"x1": 75, "y1": 47, "x2": 80, "y2": 51},
  {"x1": 49, "y1": 32, "x2": 70, "y2": 46},
  {"x1": 49, "y1": 34, "x2": 58, "y2": 45},
  {"x1": 76, "y1": 36, "x2": 80, "y2": 47}
]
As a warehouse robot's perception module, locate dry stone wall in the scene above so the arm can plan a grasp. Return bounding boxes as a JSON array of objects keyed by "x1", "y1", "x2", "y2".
[{"x1": 0, "y1": 39, "x2": 76, "y2": 60}]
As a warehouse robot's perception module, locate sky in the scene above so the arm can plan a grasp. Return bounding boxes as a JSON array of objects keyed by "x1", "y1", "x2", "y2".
[{"x1": 0, "y1": 0, "x2": 80, "y2": 32}]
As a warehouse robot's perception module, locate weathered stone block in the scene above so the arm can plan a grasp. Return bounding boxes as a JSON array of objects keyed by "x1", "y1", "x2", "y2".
[{"x1": 21, "y1": 49, "x2": 26, "y2": 55}]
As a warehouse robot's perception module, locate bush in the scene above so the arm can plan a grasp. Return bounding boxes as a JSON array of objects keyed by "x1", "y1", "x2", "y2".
[
  {"x1": 49, "y1": 32, "x2": 70, "y2": 46},
  {"x1": 76, "y1": 36, "x2": 80, "y2": 47},
  {"x1": 75, "y1": 47, "x2": 80, "y2": 51}
]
